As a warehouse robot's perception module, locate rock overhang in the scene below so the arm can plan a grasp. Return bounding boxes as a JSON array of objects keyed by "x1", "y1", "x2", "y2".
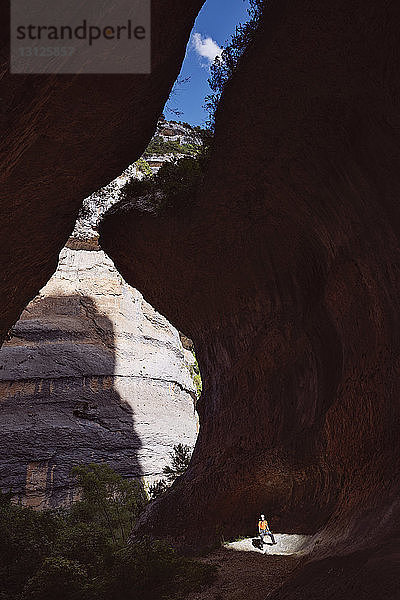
[{"x1": 99, "y1": 1, "x2": 400, "y2": 597}]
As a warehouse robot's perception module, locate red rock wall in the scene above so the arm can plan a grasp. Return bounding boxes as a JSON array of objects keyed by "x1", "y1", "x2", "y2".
[
  {"x1": 100, "y1": 1, "x2": 400, "y2": 597},
  {"x1": 0, "y1": 0, "x2": 204, "y2": 343}
]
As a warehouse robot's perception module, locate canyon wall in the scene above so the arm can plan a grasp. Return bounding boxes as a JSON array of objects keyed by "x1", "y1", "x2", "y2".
[
  {"x1": 0, "y1": 243, "x2": 197, "y2": 507},
  {"x1": 0, "y1": 0, "x2": 204, "y2": 345},
  {"x1": 100, "y1": 1, "x2": 400, "y2": 598}
]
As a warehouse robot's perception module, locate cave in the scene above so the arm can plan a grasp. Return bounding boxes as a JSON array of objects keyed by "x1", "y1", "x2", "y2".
[
  {"x1": 99, "y1": 1, "x2": 400, "y2": 597},
  {"x1": 2, "y1": 0, "x2": 400, "y2": 598}
]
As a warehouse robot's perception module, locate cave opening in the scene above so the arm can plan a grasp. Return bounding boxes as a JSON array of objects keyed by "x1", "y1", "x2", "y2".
[
  {"x1": 0, "y1": 241, "x2": 200, "y2": 507},
  {"x1": 2, "y1": 0, "x2": 400, "y2": 598}
]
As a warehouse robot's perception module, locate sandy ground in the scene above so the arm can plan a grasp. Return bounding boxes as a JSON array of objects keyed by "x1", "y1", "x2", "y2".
[
  {"x1": 185, "y1": 535, "x2": 311, "y2": 600},
  {"x1": 226, "y1": 533, "x2": 311, "y2": 556}
]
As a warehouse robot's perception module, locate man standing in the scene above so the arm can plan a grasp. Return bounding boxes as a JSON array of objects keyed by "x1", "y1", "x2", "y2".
[{"x1": 258, "y1": 514, "x2": 276, "y2": 545}]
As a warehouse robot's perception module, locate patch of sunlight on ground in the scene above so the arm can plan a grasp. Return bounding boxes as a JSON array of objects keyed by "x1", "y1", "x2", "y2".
[{"x1": 225, "y1": 533, "x2": 312, "y2": 556}]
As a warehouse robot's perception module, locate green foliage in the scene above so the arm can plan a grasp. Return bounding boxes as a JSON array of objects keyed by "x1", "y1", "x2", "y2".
[
  {"x1": 0, "y1": 498, "x2": 63, "y2": 598},
  {"x1": 155, "y1": 157, "x2": 203, "y2": 205},
  {"x1": 143, "y1": 135, "x2": 201, "y2": 159},
  {"x1": 0, "y1": 464, "x2": 213, "y2": 600},
  {"x1": 105, "y1": 538, "x2": 215, "y2": 600},
  {"x1": 189, "y1": 354, "x2": 202, "y2": 400},
  {"x1": 21, "y1": 557, "x2": 90, "y2": 600},
  {"x1": 148, "y1": 444, "x2": 193, "y2": 500},
  {"x1": 134, "y1": 157, "x2": 152, "y2": 176},
  {"x1": 122, "y1": 128, "x2": 213, "y2": 213},
  {"x1": 205, "y1": 0, "x2": 265, "y2": 127},
  {"x1": 51, "y1": 522, "x2": 114, "y2": 577},
  {"x1": 162, "y1": 444, "x2": 192, "y2": 484},
  {"x1": 143, "y1": 122, "x2": 203, "y2": 159},
  {"x1": 147, "y1": 478, "x2": 169, "y2": 500},
  {"x1": 70, "y1": 463, "x2": 147, "y2": 545},
  {"x1": 122, "y1": 155, "x2": 203, "y2": 213}
]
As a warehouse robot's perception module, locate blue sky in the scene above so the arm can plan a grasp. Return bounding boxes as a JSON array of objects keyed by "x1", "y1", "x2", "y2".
[{"x1": 164, "y1": 0, "x2": 251, "y2": 126}]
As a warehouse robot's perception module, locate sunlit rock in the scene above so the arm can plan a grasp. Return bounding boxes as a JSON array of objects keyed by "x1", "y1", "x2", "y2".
[{"x1": 0, "y1": 243, "x2": 197, "y2": 507}]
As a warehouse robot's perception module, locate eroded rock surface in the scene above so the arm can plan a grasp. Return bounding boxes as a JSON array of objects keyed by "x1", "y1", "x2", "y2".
[
  {"x1": 100, "y1": 0, "x2": 400, "y2": 597},
  {"x1": 0, "y1": 244, "x2": 197, "y2": 507},
  {"x1": 0, "y1": 0, "x2": 204, "y2": 344}
]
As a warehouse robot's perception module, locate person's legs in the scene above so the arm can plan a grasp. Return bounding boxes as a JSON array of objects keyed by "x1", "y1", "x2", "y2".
[{"x1": 268, "y1": 532, "x2": 276, "y2": 544}]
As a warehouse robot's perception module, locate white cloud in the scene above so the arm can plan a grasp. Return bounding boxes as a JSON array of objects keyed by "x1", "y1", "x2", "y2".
[{"x1": 192, "y1": 32, "x2": 222, "y2": 66}]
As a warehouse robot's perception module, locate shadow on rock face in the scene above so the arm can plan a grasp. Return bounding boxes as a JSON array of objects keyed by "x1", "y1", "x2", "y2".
[{"x1": 0, "y1": 295, "x2": 143, "y2": 508}]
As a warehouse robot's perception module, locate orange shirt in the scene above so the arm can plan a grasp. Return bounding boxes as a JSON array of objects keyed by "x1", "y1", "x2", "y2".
[{"x1": 258, "y1": 519, "x2": 269, "y2": 531}]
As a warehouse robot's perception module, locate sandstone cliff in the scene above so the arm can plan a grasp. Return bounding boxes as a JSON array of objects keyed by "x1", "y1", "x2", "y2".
[
  {"x1": 0, "y1": 244, "x2": 197, "y2": 507},
  {"x1": 99, "y1": 0, "x2": 400, "y2": 598}
]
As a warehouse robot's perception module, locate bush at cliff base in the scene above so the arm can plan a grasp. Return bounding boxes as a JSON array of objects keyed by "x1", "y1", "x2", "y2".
[{"x1": 0, "y1": 465, "x2": 215, "y2": 600}]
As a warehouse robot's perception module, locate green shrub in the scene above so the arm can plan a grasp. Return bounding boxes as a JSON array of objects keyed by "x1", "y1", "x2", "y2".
[
  {"x1": 0, "y1": 464, "x2": 213, "y2": 600},
  {"x1": 189, "y1": 353, "x2": 202, "y2": 400},
  {"x1": 0, "y1": 498, "x2": 63, "y2": 597},
  {"x1": 105, "y1": 538, "x2": 215, "y2": 600},
  {"x1": 51, "y1": 522, "x2": 114, "y2": 576},
  {"x1": 162, "y1": 444, "x2": 192, "y2": 484},
  {"x1": 148, "y1": 444, "x2": 193, "y2": 500},
  {"x1": 121, "y1": 128, "x2": 213, "y2": 214},
  {"x1": 205, "y1": 0, "x2": 266, "y2": 127},
  {"x1": 134, "y1": 157, "x2": 152, "y2": 176},
  {"x1": 70, "y1": 463, "x2": 147, "y2": 545},
  {"x1": 21, "y1": 557, "x2": 90, "y2": 600},
  {"x1": 142, "y1": 123, "x2": 203, "y2": 159},
  {"x1": 143, "y1": 135, "x2": 200, "y2": 158},
  {"x1": 148, "y1": 478, "x2": 169, "y2": 500},
  {"x1": 122, "y1": 155, "x2": 203, "y2": 213}
]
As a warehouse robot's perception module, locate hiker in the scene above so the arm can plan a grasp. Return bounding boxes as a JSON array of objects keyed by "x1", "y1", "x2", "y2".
[{"x1": 258, "y1": 514, "x2": 276, "y2": 545}]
